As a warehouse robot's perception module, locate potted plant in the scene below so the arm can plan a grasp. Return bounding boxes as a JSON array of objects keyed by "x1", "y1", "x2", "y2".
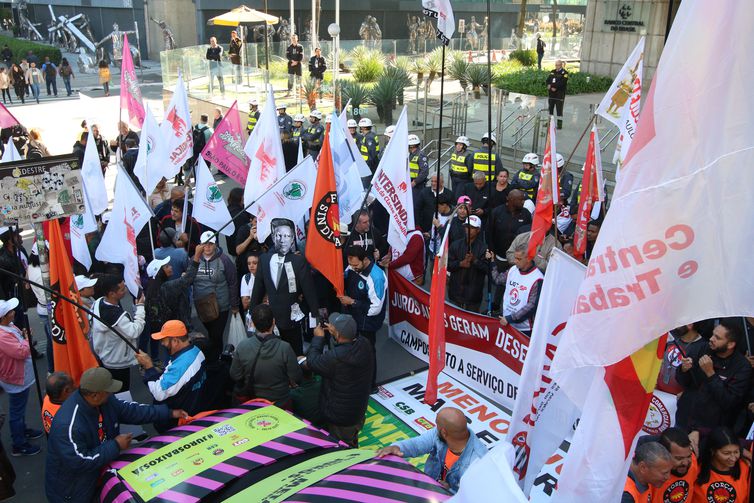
[
  {"x1": 448, "y1": 55, "x2": 470, "y2": 90},
  {"x1": 382, "y1": 65, "x2": 413, "y2": 106},
  {"x1": 370, "y1": 76, "x2": 401, "y2": 124},
  {"x1": 465, "y1": 64, "x2": 490, "y2": 99},
  {"x1": 341, "y1": 81, "x2": 370, "y2": 118}
]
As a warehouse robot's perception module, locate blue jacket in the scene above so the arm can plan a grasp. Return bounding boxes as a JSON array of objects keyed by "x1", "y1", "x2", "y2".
[
  {"x1": 45, "y1": 390, "x2": 170, "y2": 502},
  {"x1": 343, "y1": 261, "x2": 387, "y2": 332},
  {"x1": 395, "y1": 427, "x2": 487, "y2": 494}
]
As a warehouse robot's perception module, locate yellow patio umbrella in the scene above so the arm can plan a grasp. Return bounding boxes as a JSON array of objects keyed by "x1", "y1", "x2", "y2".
[{"x1": 208, "y1": 5, "x2": 279, "y2": 72}]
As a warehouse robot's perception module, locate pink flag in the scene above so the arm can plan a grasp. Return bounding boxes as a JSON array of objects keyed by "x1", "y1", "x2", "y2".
[
  {"x1": 120, "y1": 36, "x2": 145, "y2": 129},
  {"x1": 0, "y1": 102, "x2": 19, "y2": 129},
  {"x1": 201, "y1": 100, "x2": 249, "y2": 184}
]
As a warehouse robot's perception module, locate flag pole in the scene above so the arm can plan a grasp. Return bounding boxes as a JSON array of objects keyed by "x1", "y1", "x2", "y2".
[
  {"x1": 433, "y1": 43, "x2": 446, "y2": 222},
  {"x1": 485, "y1": 0, "x2": 493, "y2": 314}
]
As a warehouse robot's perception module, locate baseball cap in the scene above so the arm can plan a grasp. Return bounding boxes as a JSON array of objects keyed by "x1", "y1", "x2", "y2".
[
  {"x1": 101, "y1": 211, "x2": 112, "y2": 224},
  {"x1": 80, "y1": 367, "x2": 122, "y2": 393},
  {"x1": 457, "y1": 195, "x2": 472, "y2": 206},
  {"x1": 200, "y1": 230, "x2": 217, "y2": 244},
  {"x1": 152, "y1": 320, "x2": 188, "y2": 340},
  {"x1": 328, "y1": 312, "x2": 357, "y2": 339},
  {"x1": 146, "y1": 257, "x2": 171, "y2": 278},
  {"x1": 75, "y1": 275, "x2": 98, "y2": 290},
  {"x1": 0, "y1": 298, "x2": 19, "y2": 318},
  {"x1": 466, "y1": 215, "x2": 482, "y2": 228}
]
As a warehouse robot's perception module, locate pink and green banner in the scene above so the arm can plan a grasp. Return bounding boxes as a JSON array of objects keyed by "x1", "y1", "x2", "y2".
[{"x1": 201, "y1": 100, "x2": 249, "y2": 184}]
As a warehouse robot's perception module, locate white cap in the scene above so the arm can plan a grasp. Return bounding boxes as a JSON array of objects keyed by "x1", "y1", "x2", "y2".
[
  {"x1": 101, "y1": 211, "x2": 112, "y2": 224},
  {"x1": 146, "y1": 257, "x2": 171, "y2": 278},
  {"x1": 556, "y1": 153, "x2": 565, "y2": 168},
  {"x1": 385, "y1": 125, "x2": 396, "y2": 137},
  {"x1": 466, "y1": 215, "x2": 482, "y2": 228},
  {"x1": 325, "y1": 115, "x2": 332, "y2": 124},
  {"x1": 75, "y1": 275, "x2": 98, "y2": 290},
  {"x1": 0, "y1": 298, "x2": 19, "y2": 318},
  {"x1": 276, "y1": 103, "x2": 287, "y2": 109},
  {"x1": 294, "y1": 114, "x2": 305, "y2": 122},
  {"x1": 347, "y1": 119, "x2": 358, "y2": 128},
  {"x1": 522, "y1": 153, "x2": 540, "y2": 165},
  {"x1": 200, "y1": 230, "x2": 217, "y2": 244},
  {"x1": 407, "y1": 134, "x2": 421, "y2": 146},
  {"x1": 358, "y1": 118, "x2": 373, "y2": 128},
  {"x1": 455, "y1": 136, "x2": 470, "y2": 147},
  {"x1": 482, "y1": 132, "x2": 497, "y2": 144},
  {"x1": 310, "y1": 110, "x2": 322, "y2": 120},
  {"x1": 249, "y1": 99, "x2": 259, "y2": 106}
]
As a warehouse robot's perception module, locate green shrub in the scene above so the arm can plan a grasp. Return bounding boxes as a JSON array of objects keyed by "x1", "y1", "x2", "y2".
[
  {"x1": 465, "y1": 64, "x2": 490, "y2": 90},
  {"x1": 0, "y1": 35, "x2": 62, "y2": 65},
  {"x1": 448, "y1": 57, "x2": 470, "y2": 86},
  {"x1": 369, "y1": 76, "x2": 402, "y2": 123},
  {"x1": 509, "y1": 49, "x2": 537, "y2": 67},
  {"x1": 341, "y1": 80, "x2": 371, "y2": 109},
  {"x1": 492, "y1": 68, "x2": 612, "y2": 96},
  {"x1": 382, "y1": 65, "x2": 413, "y2": 90},
  {"x1": 492, "y1": 59, "x2": 523, "y2": 77},
  {"x1": 352, "y1": 50, "x2": 384, "y2": 83}
]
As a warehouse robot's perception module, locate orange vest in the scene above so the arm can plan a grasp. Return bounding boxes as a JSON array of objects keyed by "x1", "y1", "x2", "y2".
[
  {"x1": 624, "y1": 472, "x2": 652, "y2": 503},
  {"x1": 693, "y1": 460, "x2": 750, "y2": 503},
  {"x1": 651, "y1": 454, "x2": 698, "y2": 503},
  {"x1": 42, "y1": 395, "x2": 62, "y2": 434}
]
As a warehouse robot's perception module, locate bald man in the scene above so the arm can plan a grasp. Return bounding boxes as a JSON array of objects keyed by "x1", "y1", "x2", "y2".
[{"x1": 376, "y1": 407, "x2": 487, "y2": 493}]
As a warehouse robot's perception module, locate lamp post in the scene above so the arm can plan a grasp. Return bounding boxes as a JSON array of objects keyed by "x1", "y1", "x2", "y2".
[{"x1": 328, "y1": 22, "x2": 340, "y2": 111}]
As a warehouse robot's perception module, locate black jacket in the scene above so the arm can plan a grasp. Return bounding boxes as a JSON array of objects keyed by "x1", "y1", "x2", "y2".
[
  {"x1": 447, "y1": 235, "x2": 489, "y2": 305},
  {"x1": 306, "y1": 334, "x2": 374, "y2": 426},
  {"x1": 487, "y1": 205, "x2": 532, "y2": 257},
  {"x1": 676, "y1": 348, "x2": 752, "y2": 431},
  {"x1": 547, "y1": 68, "x2": 568, "y2": 99},
  {"x1": 308, "y1": 55, "x2": 326, "y2": 79},
  {"x1": 250, "y1": 251, "x2": 319, "y2": 330},
  {"x1": 415, "y1": 187, "x2": 455, "y2": 234},
  {"x1": 286, "y1": 43, "x2": 304, "y2": 73}
]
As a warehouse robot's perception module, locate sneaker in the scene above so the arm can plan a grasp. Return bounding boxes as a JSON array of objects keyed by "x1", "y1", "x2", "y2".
[
  {"x1": 11, "y1": 443, "x2": 40, "y2": 457},
  {"x1": 24, "y1": 428, "x2": 43, "y2": 440}
]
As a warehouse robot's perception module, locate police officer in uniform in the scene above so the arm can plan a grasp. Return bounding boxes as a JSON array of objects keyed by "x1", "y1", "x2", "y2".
[
  {"x1": 471, "y1": 132, "x2": 503, "y2": 183},
  {"x1": 407, "y1": 134, "x2": 429, "y2": 207},
  {"x1": 301, "y1": 110, "x2": 324, "y2": 158},
  {"x1": 357, "y1": 118, "x2": 380, "y2": 173},
  {"x1": 555, "y1": 153, "x2": 574, "y2": 202},
  {"x1": 276, "y1": 104, "x2": 293, "y2": 134},
  {"x1": 247, "y1": 99, "x2": 260, "y2": 135},
  {"x1": 291, "y1": 113, "x2": 305, "y2": 147},
  {"x1": 347, "y1": 119, "x2": 361, "y2": 143},
  {"x1": 511, "y1": 153, "x2": 541, "y2": 201},
  {"x1": 547, "y1": 60, "x2": 568, "y2": 129},
  {"x1": 449, "y1": 135, "x2": 474, "y2": 197}
]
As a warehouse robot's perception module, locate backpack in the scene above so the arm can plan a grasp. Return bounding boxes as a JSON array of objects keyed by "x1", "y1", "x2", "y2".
[
  {"x1": 44, "y1": 64, "x2": 56, "y2": 79},
  {"x1": 192, "y1": 125, "x2": 208, "y2": 159}
]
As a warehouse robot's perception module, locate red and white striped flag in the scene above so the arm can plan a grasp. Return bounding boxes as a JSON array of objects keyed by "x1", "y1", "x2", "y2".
[{"x1": 527, "y1": 116, "x2": 557, "y2": 260}]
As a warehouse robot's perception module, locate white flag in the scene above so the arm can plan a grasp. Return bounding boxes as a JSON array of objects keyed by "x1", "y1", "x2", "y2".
[
  {"x1": 160, "y1": 73, "x2": 193, "y2": 176},
  {"x1": 243, "y1": 87, "x2": 287, "y2": 206},
  {"x1": 297, "y1": 134, "x2": 304, "y2": 165},
  {"x1": 338, "y1": 105, "x2": 372, "y2": 178},
  {"x1": 506, "y1": 249, "x2": 585, "y2": 494},
  {"x1": 81, "y1": 127, "x2": 108, "y2": 215},
  {"x1": 70, "y1": 190, "x2": 99, "y2": 271},
  {"x1": 452, "y1": 443, "x2": 528, "y2": 503},
  {"x1": 192, "y1": 157, "x2": 235, "y2": 236},
  {"x1": 1, "y1": 140, "x2": 21, "y2": 162},
  {"x1": 252, "y1": 156, "x2": 317, "y2": 243},
  {"x1": 370, "y1": 106, "x2": 414, "y2": 253},
  {"x1": 422, "y1": 0, "x2": 455, "y2": 45},
  {"x1": 134, "y1": 107, "x2": 170, "y2": 196},
  {"x1": 329, "y1": 111, "x2": 367, "y2": 223},
  {"x1": 552, "y1": 4, "x2": 754, "y2": 500},
  {"x1": 96, "y1": 171, "x2": 152, "y2": 296},
  {"x1": 595, "y1": 37, "x2": 644, "y2": 170}
]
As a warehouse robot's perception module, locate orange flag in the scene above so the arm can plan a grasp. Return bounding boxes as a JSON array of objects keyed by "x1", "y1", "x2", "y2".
[
  {"x1": 48, "y1": 219, "x2": 98, "y2": 385},
  {"x1": 306, "y1": 128, "x2": 344, "y2": 296}
]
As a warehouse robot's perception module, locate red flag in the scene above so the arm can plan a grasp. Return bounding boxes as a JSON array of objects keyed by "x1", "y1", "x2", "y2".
[
  {"x1": 424, "y1": 219, "x2": 452, "y2": 404},
  {"x1": 48, "y1": 219, "x2": 98, "y2": 385},
  {"x1": 573, "y1": 126, "x2": 603, "y2": 260},
  {"x1": 0, "y1": 102, "x2": 19, "y2": 129},
  {"x1": 305, "y1": 129, "x2": 344, "y2": 296},
  {"x1": 527, "y1": 116, "x2": 558, "y2": 260}
]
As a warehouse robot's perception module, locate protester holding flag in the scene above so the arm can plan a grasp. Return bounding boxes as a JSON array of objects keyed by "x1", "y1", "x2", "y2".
[
  {"x1": 159, "y1": 199, "x2": 201, "y2": 254},
  {"x1": 495, "y1": 240, "x2": 544, "y2": 336},
  {"x1": 109, "y1": 121, "x2": 139, "y2": 158},
  {"x1": 447, "y1": 215, "x2": 488, "y2": 313}
]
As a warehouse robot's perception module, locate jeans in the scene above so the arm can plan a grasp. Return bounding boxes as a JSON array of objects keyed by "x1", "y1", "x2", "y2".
[
  {"x1": 62, "y1": 76, "x2": 72, "y2": 96},
  {"x1": 537, "y1": 52, "x2": 544, "y2": 69},
  {"x1": 30, "y1": 83, "x2": 40, "y2": 103},
  {"x1": 1, "y1": 88, "x2": 10, "y2": 103},
  {"x1": 201, "y1": 310, "x2": 229, "y2": 361},
  {"x1": 8, "y1": 387, "x2": 30, "y2": 449},
  {"x1": 209, "y1": 64, "x2": 225, "y2": 94},
  {"x1": 40, "y1": 314, "x2": 54, "y2": 373},
  {"x1": 102, "y1": 82, "x2": 109, "y2": 95},
  {"x1": 45, "y1": 77, "x2": 57, "y2": 96}
]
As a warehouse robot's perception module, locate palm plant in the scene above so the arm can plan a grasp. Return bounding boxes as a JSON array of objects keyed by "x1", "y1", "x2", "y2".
[
  {"x1": 465, "y1": 64, "x2": 490, "y2": 99},
  {"x1": 382, "y1": 65, "x2": 413, "y2": 105},
  {"x1": 448, "y1": 56, "x2": 470, "y2": 90},
  {"x1": 369, "y1": 76, "x2": 402, "y2": 124},
  {"x1": 341, "y1": 81, "x2": 371, "y2": 118}
]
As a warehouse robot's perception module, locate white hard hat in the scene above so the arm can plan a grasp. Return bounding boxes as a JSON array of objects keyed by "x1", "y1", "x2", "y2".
[
  {"x1": 310, "y1": 110, "x2": 322, "y2": 120},
  {"x1": 358, "y1": 118, "x2": 373, "y2": 128},
  {"x1": 455, "y1": 136, "x2": 470, "y2": 147},
  {"x1": 293, "y1": 114, "x2": 305, "y2": 122},
  {"x1": 556, "y1": 153, "x2": 565, "y2": 168},
  {"x1": 385, "y1": 125, "x2": 396, "y2": 137},
  {"x1": 407, "y1": 134, "x2": 421, "y2": 146},
  {"x1": 347, "y1": 119, "x2": 358, "y2": 128},
  {"x1": 276, "y1": 103, "x2": 287, "y2": 109},
  {"x1": 522, "y1": 153, "x2": 540, "y2": 165},
  {"x1": 249, "y1": 99, "x2": 258, "y2": 106},
  {"x1": 325, "y1": 115, "x2": 332, "y2": 124},
  {"x1": 481, "y1": 132, "x2": 497, "y2": 144}
]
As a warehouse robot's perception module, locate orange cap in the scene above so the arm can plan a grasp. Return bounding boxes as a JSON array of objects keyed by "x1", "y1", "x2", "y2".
[{"x1": 151, "y1": 320, "x2": 188, "y2": 340}]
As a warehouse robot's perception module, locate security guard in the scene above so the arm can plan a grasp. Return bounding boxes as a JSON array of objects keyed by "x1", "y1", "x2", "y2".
[
  {"x1": 358, "y1": 118, "x2": 380, "y2": 173},
  {"x1": 408, "y1": 134, "x2": 429, "y2": 202},
  {"x1": 246, "y1": 99, "x2": 260, "y2": 134},
  {"x1": 291, "y1": 113, "x2": 305, "y2": 147},
  {"x1": 511, "y1": 153, "x2": 541, "y2": 201},
  {"x1": 347, "y1": 119, "x2": 361, "y2": 142},
  {"x1": 449, "y1": 135, "x2": 474, "y2": 196},
  {"x1": 471, "y1": 132, "x2": 503, "y2": 183},
  {"x1": 276, "y1": 103, "x2": 293, "y2": 134},
  {"x1": 547, "y1": 60, "x2": 569, "y2": 129},
  {"x1": 301, "y1": 110, "x2": 324, "y2": 158}
]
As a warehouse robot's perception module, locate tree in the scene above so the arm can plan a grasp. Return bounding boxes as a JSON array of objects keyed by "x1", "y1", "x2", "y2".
[
  {"x1": 552, "y1": 0, "x2": 559, "y2": 39},
  {"x1": 517, "y1": 0, "x2": 528, "y2": 38}
]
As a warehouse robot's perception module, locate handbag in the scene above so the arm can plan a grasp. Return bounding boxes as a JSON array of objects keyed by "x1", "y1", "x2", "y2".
[
  {"x1": 227, "y1": 313, "x2": 247, "y2": 348},
  {"x1": 234, "y1": 336, "x2": 266, "y2": 403},
  {"x1": 195, "y1": 292, "x2": 220, "y2": 323}
]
